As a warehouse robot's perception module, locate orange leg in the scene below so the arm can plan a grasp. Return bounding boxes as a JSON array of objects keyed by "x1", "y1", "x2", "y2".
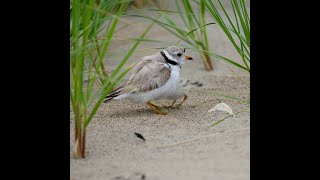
[
  {"x1": 147, "y1": 101, "x2": 167, "y2": 115},
  {"x1": 175, "y1": 94, "x2": 188, "y2": 108},
  {"x1": 165, "y1": 100, "x2": 176, "y2": 108}
]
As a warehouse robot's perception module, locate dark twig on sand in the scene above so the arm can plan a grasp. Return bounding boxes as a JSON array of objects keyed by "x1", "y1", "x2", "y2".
[{"x1": 134, "y1": 132, "x2": 146, "y2": 141}]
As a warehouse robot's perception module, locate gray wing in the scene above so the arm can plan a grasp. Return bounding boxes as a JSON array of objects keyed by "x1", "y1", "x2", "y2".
[{"x1": 125, "y1": 59, "x2": 171, "y2": 92}]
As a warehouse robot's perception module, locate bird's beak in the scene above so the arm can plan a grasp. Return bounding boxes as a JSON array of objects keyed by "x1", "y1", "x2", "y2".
[{"x1": 185, "y1": 55, "x2": 193, "y2": 60}]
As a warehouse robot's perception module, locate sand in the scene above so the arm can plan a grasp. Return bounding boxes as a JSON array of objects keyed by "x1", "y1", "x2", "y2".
[{"x1": 71, "y1": 2, "x2": 250, "y2": 179}]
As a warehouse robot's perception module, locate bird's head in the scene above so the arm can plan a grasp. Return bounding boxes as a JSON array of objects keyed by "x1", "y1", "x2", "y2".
[{"x1": 161, "y1": 46, "x2": 193, "y2": 66}]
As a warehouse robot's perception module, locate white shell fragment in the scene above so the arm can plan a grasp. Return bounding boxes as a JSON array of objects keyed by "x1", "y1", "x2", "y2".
[{"x1": 208, "y1": 103, "x2": 235, "y2": 118}]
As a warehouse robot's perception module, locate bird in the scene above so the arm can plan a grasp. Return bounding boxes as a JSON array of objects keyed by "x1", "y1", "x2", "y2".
[{"x1": 103, "y1": 46, "x2": 193, "y2": 115}]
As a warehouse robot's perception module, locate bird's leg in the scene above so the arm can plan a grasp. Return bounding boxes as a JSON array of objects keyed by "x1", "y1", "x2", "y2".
[
  {"x1": 175, "y1": 94, "x2": 188, "y2": 108},
  {"x1": 147, "y1": 101, "x2": 167, "y2": 115},
  {"x1": 170, "y1": 100, "x2": 176, "y2": 108},
  {"x1": 165, "y1": 100, "x2": 176, "y2": 108}
]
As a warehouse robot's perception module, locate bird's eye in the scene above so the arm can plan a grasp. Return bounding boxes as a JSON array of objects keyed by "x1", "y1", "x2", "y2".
[{"x1": 177, "y1": 53, "x2": 182, "y2": 57}]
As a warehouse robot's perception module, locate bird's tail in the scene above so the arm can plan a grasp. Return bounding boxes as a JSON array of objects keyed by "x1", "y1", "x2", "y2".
[{"x1": 103, "y1": 85, "x2": 124, "y2": 103}]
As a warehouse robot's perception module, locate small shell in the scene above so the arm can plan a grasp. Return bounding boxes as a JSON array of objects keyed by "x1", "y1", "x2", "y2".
[{"x1": 208, "y1": 103, "x2": 235, "y2": 118}]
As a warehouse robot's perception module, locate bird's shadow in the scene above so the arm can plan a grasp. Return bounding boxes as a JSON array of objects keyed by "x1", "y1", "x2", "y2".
[
  {"x1": 107, "y1": 104, "x2": 196, "y2": 118},
  {"x1": 107, "y1": 107, "x2": 158, "y2": 118}
]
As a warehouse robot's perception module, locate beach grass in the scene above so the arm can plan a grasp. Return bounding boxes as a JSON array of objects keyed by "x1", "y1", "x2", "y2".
[
  {"x1": 70, "y1": 0, "x2": 153, "y2": 158},
  {"x1": 201, "y1": 0, "x2": 250, "y2": 73}
]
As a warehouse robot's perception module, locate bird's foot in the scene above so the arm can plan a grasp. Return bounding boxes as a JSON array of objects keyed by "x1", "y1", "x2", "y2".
[
  {"x1": 147, "y1": 101, "x2": 168, "y2": 115},
  {"x1": 173, "y1": 95, "x2": 188, "y2": 108}
]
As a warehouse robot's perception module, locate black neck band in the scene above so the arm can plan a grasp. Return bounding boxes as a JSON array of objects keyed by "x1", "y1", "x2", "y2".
[{"x1": 161, "y1": 51, "x2": 180, "y2": 67}]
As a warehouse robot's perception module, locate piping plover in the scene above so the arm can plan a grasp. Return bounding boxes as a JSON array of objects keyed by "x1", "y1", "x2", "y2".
[{"x1": 104, "y1": 46, "x2": 193, "y2": 115}]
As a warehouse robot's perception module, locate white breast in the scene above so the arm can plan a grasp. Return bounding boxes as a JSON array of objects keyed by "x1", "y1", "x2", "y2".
[{"x1": 161, "y1": 65, "x2": 181, "y2": 99}]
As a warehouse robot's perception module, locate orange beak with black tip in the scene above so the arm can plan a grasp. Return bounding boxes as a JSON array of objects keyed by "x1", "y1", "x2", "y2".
[{"x1": 185, "y1": 55, "x2": 193, "y2": 60}]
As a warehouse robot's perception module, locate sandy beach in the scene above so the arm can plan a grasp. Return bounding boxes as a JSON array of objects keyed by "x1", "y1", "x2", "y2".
[{"x1": 71, "y1": 2, "x2": 250, "y2": 179}]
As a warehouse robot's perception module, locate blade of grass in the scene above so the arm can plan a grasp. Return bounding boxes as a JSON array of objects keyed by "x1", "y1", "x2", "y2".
[
  {"x1": 175, "y1": 0, "x2": 191, "y2": 30},
  {"x1": 97, "y1": 3, "x2": 126, "y2": 70},
  {"x1": 230, "y1": 0, "x2": 248, "y2": 70},
  {"x1": 84, "y1": 64, "x2": 133, "y2": 127},
  {"x1": 200, "y1": 0, "x2": 209, "y2": 50},
  {"x1": 181, "y1": 0, "x2": 197, "y2": 30},
  {"x1": 186, "y1": 47, "x2": 249, "y2": 71},
  {"x1": 85, "y1": 22, "x2": 155, "y2": 125},
  {"x1": 176, "y1": 22, "x2": 215, "y2": 45},
  {"x1": 232, "y1": 0, "x2": 250, "y2": 45},
  {"x1": 209, "y1": 109, "x2": 246, "y2": 127},
  {"x1": 203, "y1": 0, "x2": 250, "y2": 64},
  {"x1": 227, "y1": 26, "x2": 249, "y2": 48},
  {"x1": 108, "y1": 22, "x2": 155, "y2": 82},
  {"x1": 78, "y1": 0, "x2": 96, "y2": 108},
  {"x1": 145, "y1": 8, "x2": 197, "y2": 15},
  {"x1": 215, "y1": 93, "x2": 249, "y2": 103},
  {"x1": 240, "y1": 0, "x2": 250, "y2": 29},
  {"x1": 128, "y1": 14, "x2": 188, "y2": 35},
  {"x1": 225, "y1": 64, "x2": 250, "y2": 88},
  {"x1": 146, "y1": 18, "x2": 195, "y2": 46},
  {"x1": 183, "y1": 0, "x2": 201, "y2": 27}
]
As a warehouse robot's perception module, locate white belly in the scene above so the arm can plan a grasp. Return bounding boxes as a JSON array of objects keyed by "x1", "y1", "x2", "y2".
[
  {"x1": 119, "y1": 66, "x2": 181, "y2": 103},
  {"x1": 165, "y1": 79, "x2": 189, "y2": 100}
]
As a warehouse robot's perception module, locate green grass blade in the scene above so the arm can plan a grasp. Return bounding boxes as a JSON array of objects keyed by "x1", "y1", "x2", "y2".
[
  {"x1": 145, "y1": 8, "x2": 195, "y2": 15},
  {"x1": 109, "y1": 22, "x2": 155, "y2": 81},
  {"x1": 203, "y1": 0, "x2": 248, "y2": 61},
  {"x1": 232, "y1": 0, "x2": 250, "y2": 45},
  {"x1": 227, "y1": 26, "x2": 248, "y2": 47},
  {"x1": 209, "y1": 109, "x2": 246, "y2": 127},
  {"x1": 86, "y1": 22, "x2": 155, "y2": 123},
  {"x1": 160, "y1": 24, "x2": 196, "y2": 45},
  {"x1": 126, "y1": 38, "x2": 172, "y2": 44},
  {"x1": 161, "y1": 12, "x2": 188, "y2": 37},
  {"x1": 175, "y1": 0, "x2": 192, "y2": 30},
  {"x1": 215, "y1": 93, "x2": 249, "y2": 103},
  {"x1": 128, "y1": 14, "x2": 188, "y2": 35},
  {"x1": 97, "y1": 3, "x2": 125, "y2": 67},
  {"x1": 84, "y1": 65, "x2": 133, "y2": 127},
  {"x1": 127, "y1": 14, "x2": 196, "y2": 46},
  {"x1": 187, "y1": 47, "x2": 249, "y2": 72},
  {"x1": 200, "y1": 0, "x2": 209, "y2": 49},
  {"x1": 184, "y1": 0, "x2": 201, "y2": 26},
  {"x1": 176, "y1": 22, "x2": 215, "y2": 45},
  {"x1": 202, "y1": 0, "x2": 250, "y2": 70},
  {"x1": 214, "y1": 53, "x2": 249, "y2": 72},
  {"x1": 239, "y1": 0, "x2": 250, "y2": 30},
  {"x1": 217, "y1": 0, "x2": 248, "y2": 51},
  {"x1": 225, "y1": 64, "x2": 250, "y2": 88}
]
